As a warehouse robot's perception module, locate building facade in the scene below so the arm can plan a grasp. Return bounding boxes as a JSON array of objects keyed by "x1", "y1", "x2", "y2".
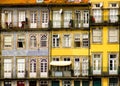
[{"x1": 0, "y1": 0, "x2": 120, "y2": 86}]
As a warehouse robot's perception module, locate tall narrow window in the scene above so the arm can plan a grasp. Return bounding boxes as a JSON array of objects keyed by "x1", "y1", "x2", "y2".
[
  {"x1": 75, "y1": 10, "x2": 81, "y2": 28},
  {"x1": 30, "y1": 35, "x2": 37, "y2": 48},
  {"x1": 52, "y1": 34, "x2": 60, "y2": 47},
  {"x1": 19, "y1": 11, "x2": 26, "y2": 27},
  {"x1": 4, "y1": 59, "x2": 12, "y2": 78},
  {"x1": 74, "y1": 57, "x2": 80, "y2": 76},
  {"x1": 82, "y1": 34, "x2": 89, "y2": 47},
  {"x1": 83, "y1": 10, "x2": 89, "y2": 27},
  {"x1": 93, "y1": 54, "x2": 101, "y2": 74},
  {"x1": 40, "y1": 59, "x2": 48, "y2": 77},
  {"x1": 4, "y1": 35, "x2": 12, "y2": 48},
  {"x1": 30, "y1": 11, "x2": 37, "y2": 28},
  {"x1": 109, "y1": 54, "x2": 118, "y2": 74},
  {"x1": 92, "y1": 28, "x2": 102, "y2": 43},
  {"x1": 17, "y1": 34, "x2": 25, "y2": 48},
  {"x1": 74, "y1": 34, "x2": 80, "y2": 47},
  {"x1": 109, "y1": 3, "x2": 119, "y2": 23},
  {"x1": 17, "y1": 59, "x2": 25, "y2": 78},
  {"x1": 82, "y1": 58, "x2": 88, "y2": 76},
  {"x1": 40, "y1": 34, "x2": 48, "y2": 47},
  {"x1": 63, "y1": 34, "x2": 71, "y2": 47},
  {"x1": 30, "y1": 59, "x2": 36, "y2": 73},
  {"x1": 53, "y1": 11, "x2": 61, "y2": 28},
  {"x1": 42, "y1": 11, "x2": 48, "y2": 28},
  {"x1": 109, "y1": 28, "x2": 118, "y2": 43},
  {"x1": 64, "y1": 11, "x2": 72, "y2": 28}
]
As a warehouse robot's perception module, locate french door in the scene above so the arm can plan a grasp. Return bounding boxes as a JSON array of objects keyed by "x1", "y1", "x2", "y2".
[{"x1": 30, "y1": 11, "x2": 37, "y2": 28}]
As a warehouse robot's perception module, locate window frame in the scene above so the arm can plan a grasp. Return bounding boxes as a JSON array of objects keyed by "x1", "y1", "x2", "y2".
[
  {"x1": 40, "y1": 34, "x2": 48, "y2": 48},
  {"x1": 63, "y1": 34, "x2": 71, "y2": 47},
  {"x1": 52, "y1": 34, "x2": 60, "y2": 48},
  {"x1": 29, "y1": 34, "x2": 37, "y2": 49},
  {"x1": 82, "y1": 34, "x2": 89, "y2": 47}
]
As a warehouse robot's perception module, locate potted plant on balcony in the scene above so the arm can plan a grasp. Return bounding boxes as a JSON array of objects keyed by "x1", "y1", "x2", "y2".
[{"x1": 90, "y1": 15, "x2": 95, "y2": 23}]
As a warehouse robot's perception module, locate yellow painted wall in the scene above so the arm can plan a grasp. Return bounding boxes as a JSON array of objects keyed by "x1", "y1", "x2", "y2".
[
  {"x1": 102, "y1": 78, "x2": 108, "y2": 86},
  {"x1": 51, "y1": 30, "x2": 89, "y2": 56}
]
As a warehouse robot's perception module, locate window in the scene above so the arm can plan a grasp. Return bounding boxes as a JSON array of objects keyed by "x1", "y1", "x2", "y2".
[
  {"x1": 93, "y1": 54, "x2": 101, "y2": 74},
  {"x1": 109, "y1": 29, "x2": 118, "y2": 43},
  {"x1": 40, "y1": 59, "x2": 47, "y2": 72},
  {"x1": 63, "y1": 80, "x2": 71, "y2": 86},
  {"x1": 83, "y1": 10, "x2": 89, "y2": 27},
  {"x1": 109, "y1": 3, "x2": 119, "y2": 23},
  {"x1": 75, "y1": 10, "x2": 81, "y2": 28},
  {"x1": 4, "y1": 35, "x2": 12, "y2": 48},
  {"x1": 53, "y1": 11, "x2": 61, "y2": 28},
  {"x1": 93, "y1": 9, "x2": 102, "y2": 23},
  {"x1": 74, "y1": 34, "x2": 80, "y2": 47},
  {"x1": 64, "y1": 58, "x2": 70, "y2": 71},
  {"x1": 30, "y1": 35, "x2": 37, "y2": 48},
  {"x1": 4, "y1": 59, "x2": 12, "y2": 78},
  {"x1": 17, "y1": 59, "x2": 25, "y2": 78},
  {"x1": 52, "y1": 34, "x2": 60, "y2": 47},
  {"x1": 40, "y1": 34, "x2": 48, "y2": 47},
  {"x1": 63, "y1": 34, "x2": 71, "y2": 47},
  {"x1": 109, "y1": 54, "x2": 118, "y2": 74},
  {"x1": 64, "y1": 11, "x2": 72, "y2": 28},
  {"x1": 40, "y1": 81, "x2": 48, "y2": 86},
  {"x1": 82, "y1": 58, "x2": 88, "y2": 76},
  {"x1": 30, "y1": 58, "x2": 36, "y2": 73},
  {"x1": 17, "y1": 34, "x2": 25, "y2": 48},
  {"x1": 42, "y1": 11, "x2": 49, "y2": 28},
  {"x1": 4, "y1": 81, "x2": 11, "y2": 86},
  {"x1": 82, "y1": 34, "x2": 89, "y2": 47},
  {"x1": 30, "y1": 11, "x2": 37, "y2": 28},
  {"x1": 74, "y1": 57, "x2": 80, "y2": 76},
  {"x1": 4, "y1": 11, "x2": 12, "y2": 28},
  {"x1": 53, "y1": 58, "x2": 59, "y2": 61},
  {"x1": 93, "y1": 28, "x2": 102, "y2": 43},
  {"x1": 109, "y1": 78, "x2": 118, "y2": 86},
  {"x1": 19, "y1": 11, "x2": 26, "y2": 27}
]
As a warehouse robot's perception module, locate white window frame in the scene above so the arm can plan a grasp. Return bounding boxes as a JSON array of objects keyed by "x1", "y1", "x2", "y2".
[
  {"x1": 30, "y1": 11, "x2": 37, "y2": 28},
  {"x1": 52, "y1": 34, "x2": 60, "y2": 47},
  {"x1": 74, "y1": 57, "x2": 80, "y2": 76},
  {"x1": 75, "y1": 10, "x2": 81, "y2": 28},
  {"x1": 108, "y1": 28, "x2": 119, "y2": 43},
  {"x1": 4, "y1": 35, "x2": 12, "y2": 49},
  {"x1": 40, "y1": 34, "x2": 48, "y2": 47},
  {"x1": 4, "y1": 11, "x2": 12, "y2": 27},
  {"x1": 64, "y1": 11, "x2": 72, "y2": 28},
  {"x1": 42, "y1": 10, "x2": 49, "y2": 28},
  {"x1": 17, "y1": 34, "x2": 25, "y2": 49},
  {"x1": 92, "y1": 28, "x2": 102, "y2": 43},
  {"x1": 63, "y1": 34, "x2": 71, "y2": 47},
  {"x1": 83, "y1": 10, "x2": 89, "y2": 27},
  {"x1": 30, "y1": 34, "x2": 37, "y2": 49},
  {"x1": 82, "y1": 34, "x2": 89, "y2": 47},
  {"x1": 109, "y1": 53, "x2": 118, "y2": 74},
  {"x1": 74, "y1": 34, "x2": 80, "y2": 48},
  {"x1": 18, "y1": 11, "x2": 26, "y2": 27},
  {"x1": 82, "y1": 58, "x2": 88, "y2": 76},
  {"x1": 53, "y1": 11, "x2": 61, "y2": 28},
  {"x1": 93, "y1": 54, "x2": 101, "y2": 74},
  {"x1": 17, "y1": 59, "x2": 25, "y2": 78},
  {"x1": 4, "y1": 59, "x2": 12, "y2": 78},
  {"x1": 30, "y1": 58, "x2": 36, "y2": 77}
]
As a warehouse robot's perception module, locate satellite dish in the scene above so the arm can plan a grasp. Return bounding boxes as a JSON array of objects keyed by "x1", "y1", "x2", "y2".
[{"x1": 59, "y1": 9, "x2": 63, "y2": 14}]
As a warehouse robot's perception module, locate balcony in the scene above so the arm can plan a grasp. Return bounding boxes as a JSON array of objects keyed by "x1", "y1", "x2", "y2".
[
  {"x1": 0, "y1": 21, "x2": 50, "y2": 31},
  {"x1": 89, "y1": 67, "x2": 120, "y2": 77},
  {"x1": 90, "y1": 15, "x2": 120, "y2": 26},
  {"x1": 50, "y1": 71, "x2": 72, "y2": 77},
  {"x1": 50, "y1": 20, "x2": 89, "y2": 30}
]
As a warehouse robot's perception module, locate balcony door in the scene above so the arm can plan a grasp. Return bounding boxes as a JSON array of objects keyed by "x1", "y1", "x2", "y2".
[
  {"x1": 83, "y1": 10, "x2": 89, "y2": 27},
  {"x1": 30, "y1": 11, "x2": 37, "y2": 28},
  {"x1": 42, "y1": 11, "x2": 48, "y2": 28},
  {"x1": 40, "y1": 58, "x2": 48, "y2": 77},
  {"x1": 19, "y1": 11, "x2": 25, "y2": 27},
  {"x1": 74, "y1": 58, "x2": 80, "y2": 76},
  {"x1": 109, "y1": 54, "x2": 118, "y2": 74}
]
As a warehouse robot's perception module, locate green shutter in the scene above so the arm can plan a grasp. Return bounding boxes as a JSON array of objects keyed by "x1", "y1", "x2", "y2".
[
  {"x1": 74, "y1": 81, "x2": 80, "y2": 86},
  {"x1": 93, "y1": 78, "x2": 101, "y2": 86},
  {"x1": 82, "y1": 81, "x2": 89, "y2": 86},
  {"x1": 52, "y1": 81, "x2": 59, "y2": 86}
]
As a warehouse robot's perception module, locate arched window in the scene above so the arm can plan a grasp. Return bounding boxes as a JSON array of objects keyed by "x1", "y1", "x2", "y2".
[
  {"x1": 40, "y1": 34, "x2": 47, "y2": 47},
  {"x1": 40, "y1": 59, "x2": 47, "y2": 72},
  {"x1": 30, "y1": 35, "x2": 37, "y2": 48},
  {"x1": 30, "y1": 58, "x2": 36, "y2": 72}
]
